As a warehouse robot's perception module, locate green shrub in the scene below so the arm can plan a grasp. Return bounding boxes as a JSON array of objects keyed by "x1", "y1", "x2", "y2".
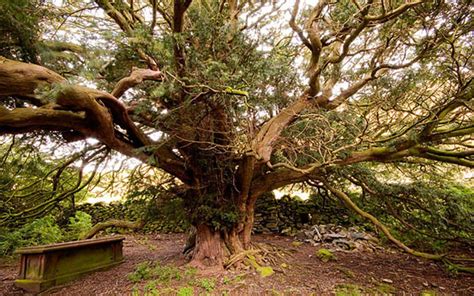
[
  {"x1": 67, "y1": 211, "x2": 92, "y2": 240},
  {"x1": 0, "y1": 229, "x2": 26, "y2": 256},
  {"x1": 197, "y1": 278, "x2": 216, "y2": 292},
  {"x1": 0, "y1": 215, "x2": 63, "y2": 256},
  {"x1": 128, "y1": 262, "x2": 154, "y2": 282}
]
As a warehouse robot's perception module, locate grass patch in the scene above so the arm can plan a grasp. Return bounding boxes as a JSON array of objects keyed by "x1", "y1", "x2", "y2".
[
  {"x1": 335, "y1": 283, "x2": 363, "y2": 296},
  {"x1": 127, "y1": 261, "x2": 182, "y2": 284},
  {"x1": 195, "y1": 277, "x2": 216, "y2": 292},
  {"x1": 374, "y1": 283, "x2": 396, "y2": 294},
  {"x1": 176, "y1": 286, "x2": 194, "y2": 296}
]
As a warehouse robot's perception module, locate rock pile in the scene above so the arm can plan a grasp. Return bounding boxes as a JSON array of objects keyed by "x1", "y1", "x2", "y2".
[{"x1": 297, "y1": 224, "x2": 381, "y2": 251}]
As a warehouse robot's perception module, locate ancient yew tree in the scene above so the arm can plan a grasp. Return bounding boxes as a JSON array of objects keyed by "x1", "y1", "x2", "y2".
[{"x1": 0, "y1": 0, "x2": 472, "y2": 268}]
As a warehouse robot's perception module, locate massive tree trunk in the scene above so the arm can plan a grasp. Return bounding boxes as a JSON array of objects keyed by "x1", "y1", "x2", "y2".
[
  {"x1": 185, "y1": 185, "x2": 259, "y2": 268},
  {"x1": 190, "y1": 224, "x2": 225, "y2": 268},
  {"x1": 189, "y1": 219, "x2": 254, "y2": 268}
]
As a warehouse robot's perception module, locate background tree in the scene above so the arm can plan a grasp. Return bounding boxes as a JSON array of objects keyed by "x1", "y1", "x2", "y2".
[{"x1": 0, "y1": 0, "x2": 472, "y2": 268}]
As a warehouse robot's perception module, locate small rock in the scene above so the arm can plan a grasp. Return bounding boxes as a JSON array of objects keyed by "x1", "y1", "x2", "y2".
[
  {"x1": 333, "y1": 239, "x2": 356, "y2": 250},
  {"x1": 323, "y1": 233, "x2": 347, "y2": 241},
  {"x1": 382, "y1": 278, "x2": 393, "y2": 284},
  {"x1": 349, "y1": 232, "x2": 367, "y2": 240}
]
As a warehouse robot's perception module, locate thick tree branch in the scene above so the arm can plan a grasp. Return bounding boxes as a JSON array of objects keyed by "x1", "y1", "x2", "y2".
[
  {"x1": 111, "y1": 67, "x2": 164, "y2": 98},
  {"x1": 420, "y1": 83, "x2": 473, "y2": 139},
  {"x1": 0, "y1": 57, "x2": 190, "y2": 183},
  {"x1": 365, "y1": 1, "x2": 425, "y2": 23},
  {"x1": 81, "y1": 219, "x2": 145, "y2": 239},
  {"x1": 0, "y1": 108, "x2": 89, "y2": 134},
  {"x1": 172, "y1": 0, "x2": 192, "y2": 76},
  {"x1": 289, "y1": 0, "x2": 313, "y2": 51},
  {"x1": 0, "y1": 56, "x2": 65, "y2": 97}
]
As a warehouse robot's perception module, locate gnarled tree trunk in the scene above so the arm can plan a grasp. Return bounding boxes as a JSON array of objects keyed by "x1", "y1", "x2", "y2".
[
  {"x1": 185, "y1": 186, "x2": 260, "y2": 268},
  {"x1": 190, "y1": 224, "x2": 225, "y2": 268}
]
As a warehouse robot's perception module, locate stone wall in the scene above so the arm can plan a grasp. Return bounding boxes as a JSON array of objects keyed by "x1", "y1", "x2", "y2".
[
  {"x1": 73, "y1": 193, "x2": 353, "y2": 235},
  {"x1": 253, "y1": 193, "x2": 353, "y2": 235},
  {"x1": 72, "y1": 199, "x2": 189, "y2": 233}
]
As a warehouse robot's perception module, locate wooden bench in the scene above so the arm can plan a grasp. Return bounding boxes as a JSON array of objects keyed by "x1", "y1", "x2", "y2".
[{"x1": 15, "y1": 236, "x2": 125, "y2": 293}]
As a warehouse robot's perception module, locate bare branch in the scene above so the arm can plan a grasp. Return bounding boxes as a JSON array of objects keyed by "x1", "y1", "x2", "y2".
[{"x1": 365, "y1": 1, "x2": 425, "y2": 23}]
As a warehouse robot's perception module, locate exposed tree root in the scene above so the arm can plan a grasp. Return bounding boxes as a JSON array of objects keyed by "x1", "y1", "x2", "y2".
[
  {"x1": 81, "y1": 219, "x2": 145, "y2": 240},
  {"x1": 224, "y1": 242, "x2": 294, "y2": 272},
  {"x1": 224, "y1": 249, "x2": 261, "y2": 269},
  {"x1": 322, "y1": 180, "x2": 474, "y2": 274}
]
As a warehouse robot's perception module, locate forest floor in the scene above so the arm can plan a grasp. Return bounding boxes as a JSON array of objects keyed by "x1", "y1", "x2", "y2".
[{"x1": 1, "y1": 233, "x2": 472, "y2": 295}]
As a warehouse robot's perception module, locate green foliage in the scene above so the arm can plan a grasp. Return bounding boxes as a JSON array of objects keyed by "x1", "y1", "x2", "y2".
[
  {"x1": 128, "y1": 262, "x2": 154, "y2": 283},
  {"x1": 196, "y1": 278, "x2": 216, "y2": 292},
  {"x1": 0, "y1": 210, "x2": 94, "y2": 256},
  {"x1": 74, "y1": 199, "x2": 190, "y2": 234},
  {"x1": 194, "y1": 204, "x2": 239, "y2": 231},
  {"x1": 374, "y1": 283, "x2": 396, "y2": 294},
  {"x1": 335, "y1": 284, "x2": 362, "y2": 296},
  {"x1": 420, "y1": 290, "x2": 437, "y2": 296},
  {"x1": 1, "y1": 0, "x2": 472, "y2": 264},
  {"x1": 67, "y1": 211, "x2": 92, "y2": 240},
  {"x1": 127, "y1": 262, "x2": 182, "y2": 284},
  {"x1": 176, "y1": 286, "x2": 194, "y2": 296},
  {"x1": 127, "y1": 262, "x2": 214, "y2": 294},
  {"x1": 143, "y1": 280, "x2": 159, "y2": 295},
  {"x1": 0, "y1": 0, "x2": 42, "y2": 61},
  {"x1": 0, "y1": 215, "x2": 63, "y2": 256},
  {"x1": 0, "y1": 140, "x2": 95, "y2": 228},
  {"x1": 184, "y1": 266, "x2": 197, "y2": 277},
  {"x1": 336, "y1": 267, "x2": 355, "y2": 279},
  {"x1": 329, "y1": 164, "x2": 474, "y2": 252}
]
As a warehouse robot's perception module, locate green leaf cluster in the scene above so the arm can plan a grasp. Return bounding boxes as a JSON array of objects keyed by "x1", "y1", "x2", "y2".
[
  {"x1": 0, "y1": 215, "x2": 62, "y2": 256},
  {"x1": 0, "y1": 211, "x2": 93, "y2": 256}
]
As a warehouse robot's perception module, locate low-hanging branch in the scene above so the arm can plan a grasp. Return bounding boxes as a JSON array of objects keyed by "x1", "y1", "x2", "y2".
[
  {"x1": 81, "y1": 219, "x2": 145, "y2": 240},
  {"x1": 322, "y1": 179, "x2": 443, "y2": 258},
  {"x1": 320, "y1": 179, "x2": 474, "y2": 273}
]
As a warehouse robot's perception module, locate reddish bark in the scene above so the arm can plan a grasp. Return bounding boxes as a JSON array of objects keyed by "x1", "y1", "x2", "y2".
[{"x1": 190, "y1": 224, "x2": 225, "y2": 268}]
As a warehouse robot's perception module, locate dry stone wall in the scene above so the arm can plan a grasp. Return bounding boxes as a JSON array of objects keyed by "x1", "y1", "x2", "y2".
[{"x1": 73, "y1": 193, "x2": 354, "y2": 235}]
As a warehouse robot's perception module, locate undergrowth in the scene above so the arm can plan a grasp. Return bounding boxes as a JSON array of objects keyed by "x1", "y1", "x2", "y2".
[{"x1": 0, "y1": 211, "x2": 92, "y2": 256}]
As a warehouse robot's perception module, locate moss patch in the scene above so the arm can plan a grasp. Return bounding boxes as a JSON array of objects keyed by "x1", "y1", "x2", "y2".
[
  {"x1": 317, "y1": 248, "x2": 336, "y2": 262},
  {"x1": 335, "y1": 283, "x2": 362, "y2": 296}
]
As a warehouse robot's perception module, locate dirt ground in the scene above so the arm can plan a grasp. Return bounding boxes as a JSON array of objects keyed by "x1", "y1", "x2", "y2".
[{"x1": 1, "y1": 233, "x2": 472, "y2": 295}]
